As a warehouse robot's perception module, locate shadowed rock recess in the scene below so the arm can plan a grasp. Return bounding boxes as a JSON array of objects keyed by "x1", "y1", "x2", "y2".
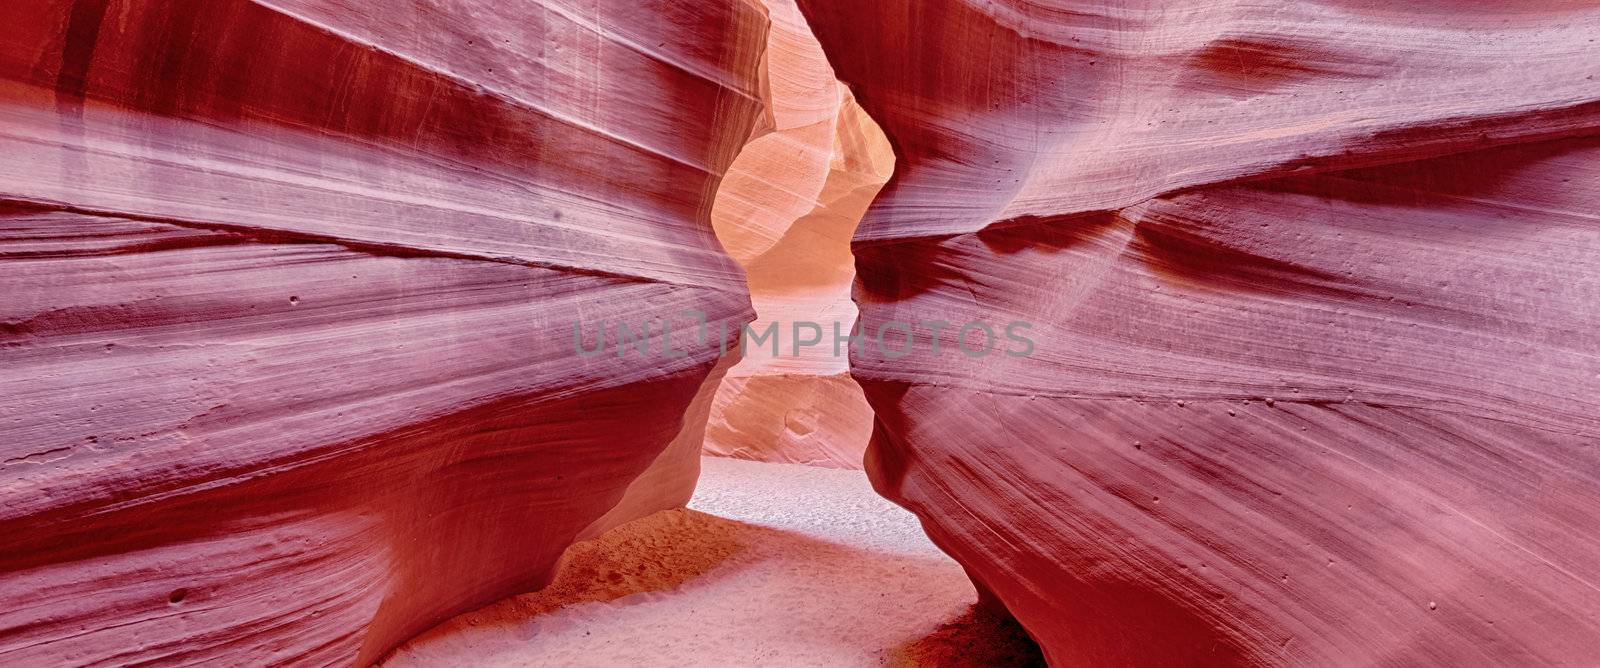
[{"x1": 4, "y1": 0, "x2": 1600, "y2": 666}]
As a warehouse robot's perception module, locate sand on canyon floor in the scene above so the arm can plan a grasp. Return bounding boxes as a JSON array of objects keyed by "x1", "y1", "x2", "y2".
[{"x1": 380, "y1": 456, "x2": 1042, "y2": 667}]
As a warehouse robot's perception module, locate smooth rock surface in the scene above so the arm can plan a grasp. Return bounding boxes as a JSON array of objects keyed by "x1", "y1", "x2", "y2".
[
  {"x1": 797, "y1": 0, "x2": 1600, "y2": 664},
  {"x1": 703, "y1": 373, "x2": 874, "y2": 469}
]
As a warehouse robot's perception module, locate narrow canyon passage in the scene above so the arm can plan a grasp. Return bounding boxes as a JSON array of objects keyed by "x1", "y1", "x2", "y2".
[{"x1": 386, "y1": 3, "x2": 1045, "y2": 664}]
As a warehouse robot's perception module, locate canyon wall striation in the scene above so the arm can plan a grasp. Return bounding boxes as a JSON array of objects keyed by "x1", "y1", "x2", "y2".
[
  {"x1": 798, "y1": 0, "x2": 1600, "y2": 664},
  {"x1": 0, "y1": 0, "x2": 765, "y2": 664},
  {"x1": 7, "y1": 0, "x2": 1600, "y2": 665}
]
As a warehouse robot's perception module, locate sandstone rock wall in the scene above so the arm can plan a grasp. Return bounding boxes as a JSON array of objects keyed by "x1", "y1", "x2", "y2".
[
  {"x1": 797, "y1": 0, "x2": 1600, "y2": 663},
  {"x1": 0, "y1": 1, "x2": 764, "y2": 664}
]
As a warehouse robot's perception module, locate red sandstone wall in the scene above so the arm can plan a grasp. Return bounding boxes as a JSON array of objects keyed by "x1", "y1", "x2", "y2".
[
  {"x1": 0, "y1": 1, "x2": 763, "y2": 664},
  {"x1": 798, "y1": 0, "x2": 1600, "y2": 664}
]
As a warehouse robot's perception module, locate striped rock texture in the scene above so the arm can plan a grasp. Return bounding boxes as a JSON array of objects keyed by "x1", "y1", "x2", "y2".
[
  {"x1": 0, "y1": 0, "x2": 763, "y2": 664},
  {"x1": 702, "y1": 0, "x2": 888, "y2": 469},
  {"x1": 798, "y1": 0, "x2": 1600, "y2": 665}
]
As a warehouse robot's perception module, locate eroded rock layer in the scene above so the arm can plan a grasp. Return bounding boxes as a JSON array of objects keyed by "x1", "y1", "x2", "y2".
[
  {"x1": 798, "y1": 0, "x2": 1600, "y2": 664},
  {"x1": 0, "y1": 1, "x2": 763, "y2": 664},
  {"x1": 704, "y1": 373, "x2": 874, "y2": 469}
]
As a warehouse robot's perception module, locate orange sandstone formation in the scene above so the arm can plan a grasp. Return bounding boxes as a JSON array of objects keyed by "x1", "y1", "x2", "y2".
[
  {"x1": 0, "y1": 0, "x2": 764, "y2": 663},
  {"x1": 798, "y1": 0, "x2": 1600, "y2": 664},
  {"x1": 703, "y1": 0, "x2": 890, "y2": 469}
]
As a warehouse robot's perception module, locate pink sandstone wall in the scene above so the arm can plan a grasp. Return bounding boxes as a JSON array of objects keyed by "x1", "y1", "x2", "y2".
[
  {"x1": 797, "y1": 0, "x2": 1600, "y2": 664},
  {"x1": 0, "y1": 1, "x2": 764, "y2": 663}
]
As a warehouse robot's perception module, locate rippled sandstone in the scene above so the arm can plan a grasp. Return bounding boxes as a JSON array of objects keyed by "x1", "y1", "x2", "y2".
[
  {"x1": 0, "y1": 1, "x2": 764, "y2": 663},
  {"x1": 798, "y1": 0, "x2": 1600, "y2": 664}
]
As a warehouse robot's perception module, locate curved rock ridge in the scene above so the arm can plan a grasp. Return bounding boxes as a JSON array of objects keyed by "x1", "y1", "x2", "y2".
[
  {"x1": 797, "y1": 0, "x2": 1600, "y2": 664},
  {"x1": 0, "y1": 0, "x2": 764, "y2": 664},
  {"x1": 704, "y1": 0, "x2": 891, "y2": 468}
]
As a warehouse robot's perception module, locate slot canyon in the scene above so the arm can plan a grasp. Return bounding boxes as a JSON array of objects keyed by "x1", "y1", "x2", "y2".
[{"x1": 2, "y1": 1, "x2": 1599, "y2": 666}]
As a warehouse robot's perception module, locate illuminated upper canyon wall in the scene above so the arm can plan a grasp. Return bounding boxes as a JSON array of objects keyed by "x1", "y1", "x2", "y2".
[
  {"x1": 797, "y1": 0, "x2": 1600, "y2": 664},
  {"x1": 0, "y1": 1, "x2": 765, "y2": 663},
  {"x1": 702, "y1": 0, "x2": 889, "y2": 469}
]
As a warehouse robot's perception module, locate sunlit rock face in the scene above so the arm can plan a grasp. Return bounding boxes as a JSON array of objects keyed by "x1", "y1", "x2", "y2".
[
  {"x1": 0, "y1": 0, "x2": 763, "y2": 664},
  {"x1": 703, "y1": 0, "x2": 890, "y2": 469},
  {"x1": 798, "y1": 0, "x2": 1600, "y2": 664}
]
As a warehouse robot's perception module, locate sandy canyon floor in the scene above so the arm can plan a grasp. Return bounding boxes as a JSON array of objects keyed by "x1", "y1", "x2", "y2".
[{"x1": 380, "y1": 457, "x2": 1043, "y2": 667}]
